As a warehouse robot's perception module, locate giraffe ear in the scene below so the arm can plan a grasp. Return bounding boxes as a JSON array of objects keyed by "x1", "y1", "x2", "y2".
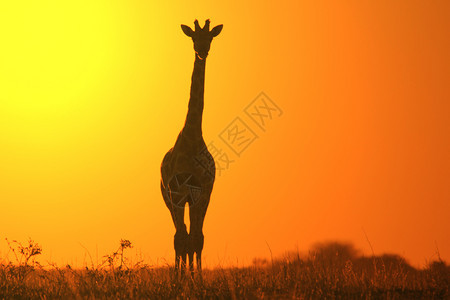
[
  {"x1": 210, "y1": 25, "x2": 223, "y2": 37},
  {"x1": 181, "y1": 25, "x2": 194, "y2": 37}
]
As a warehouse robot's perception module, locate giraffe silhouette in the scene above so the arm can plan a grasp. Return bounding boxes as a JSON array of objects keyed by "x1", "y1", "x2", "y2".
[{"x1": 160, "y1": 19, "x2": 222, "y2": 277}]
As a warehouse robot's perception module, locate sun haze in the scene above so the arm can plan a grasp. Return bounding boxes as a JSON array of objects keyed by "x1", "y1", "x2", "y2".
[{"x1": 0, "y1": 1, "x2": 449, "y2": 268}]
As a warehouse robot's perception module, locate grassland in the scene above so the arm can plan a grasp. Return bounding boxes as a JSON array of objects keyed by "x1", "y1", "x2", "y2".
[{"x1": 0, "y1": 239, "x2": 448, "y2": 299}]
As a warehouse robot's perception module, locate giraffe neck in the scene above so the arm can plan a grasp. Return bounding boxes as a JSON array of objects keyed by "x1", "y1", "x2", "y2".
[{"x1": 182, "y1": 55, "x2": 206, "y2": 140}]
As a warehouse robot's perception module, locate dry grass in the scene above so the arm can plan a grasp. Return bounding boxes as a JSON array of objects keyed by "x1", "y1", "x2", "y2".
[{"x1": 0, "y1": 240, "x2": 448, "y2": 299}]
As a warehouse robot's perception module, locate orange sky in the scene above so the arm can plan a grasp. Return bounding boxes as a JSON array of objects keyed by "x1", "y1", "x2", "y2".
[{"x1": 0, "y1": 1, "x2": 449, "y2": 268}]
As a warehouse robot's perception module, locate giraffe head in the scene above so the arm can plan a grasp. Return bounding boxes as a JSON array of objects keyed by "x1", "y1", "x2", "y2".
[{"x1": 181, "y1": 19, "x2": 223, "y2": 60}]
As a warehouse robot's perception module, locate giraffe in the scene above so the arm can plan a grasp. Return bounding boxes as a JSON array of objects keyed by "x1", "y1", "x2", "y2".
[{"x1": 160, "y1": 19, "x2": 222, "y2": 277}]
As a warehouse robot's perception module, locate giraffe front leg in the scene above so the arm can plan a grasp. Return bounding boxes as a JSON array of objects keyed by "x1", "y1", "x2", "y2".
[
  {"x1": 196, "y1": 240, "x2": 203, "y2": 275},
  {"x1": 192, "y1": 237, "x2": 204, "y2": 282},
  {"x1": 175, "y1": 253, "x2": 180, "y2": 276},
  {"x1": 189, "y1": 230, "x2": 204, "y2": 275},
  {"x1": 174, "y1": 223, "x2": 188, "y2": 279},
  {"x1": 188, "y1": 198, "x2": 207, "y2": 278},
  {"x1": 188, "y1": 249, "x2": 194, "y2": 277},
  {"x1": 180, "y1": 253, "x2": 187, "y2": 278}
]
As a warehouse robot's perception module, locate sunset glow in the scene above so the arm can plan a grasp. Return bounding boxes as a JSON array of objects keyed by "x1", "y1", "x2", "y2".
[{"x1": 0, "y1": 1, "x2": 449, "y2": 268}]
